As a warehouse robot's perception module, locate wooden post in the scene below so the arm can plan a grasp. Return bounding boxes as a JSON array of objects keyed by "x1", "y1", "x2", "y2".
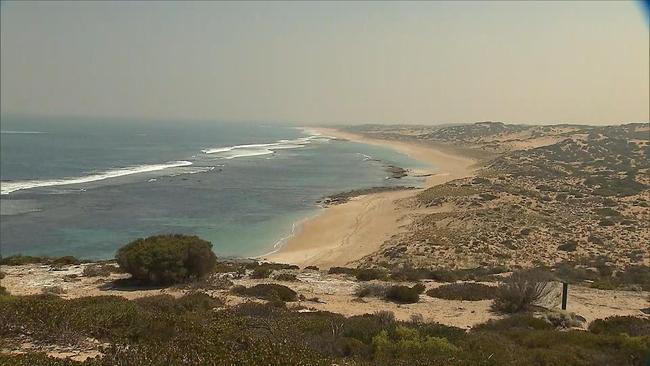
[{"x1": 561, "y1": 282, "x2": 568, "y2": 310}]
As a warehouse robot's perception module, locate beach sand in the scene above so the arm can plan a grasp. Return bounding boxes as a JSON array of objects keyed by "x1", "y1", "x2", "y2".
[{"x1": 265, "y1": 127, "x2": 476, "y2": 268}]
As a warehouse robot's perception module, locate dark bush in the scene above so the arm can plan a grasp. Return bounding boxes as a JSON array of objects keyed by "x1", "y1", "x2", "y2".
[
  {"x1": 492, "y1": 270, "x2": 553, "y2": 313},
  {"x1": 116, "y1": 234, "x2": 217, "y2": 285},
  {"x1": 599, "y1": 219, "x2": 616, "y2": 226},
  {"x1": 412, "y1": 283, "x2": 426, "y2": 294},
  {"x1": 355, "y1": 268, "x2": 386, "y2": 281},
  {"x1": 244, "y1": 262, "x2": 299, "y2": 271},
  {"x1": 50, "y1": 256, "x2": 81, "y2": 266},
  {"x1": 385, "y1": 285, "x2": 420, "y2": 304},
  {"x1": 273, "y1": 273, "x2": 299, "y2": 282},
  {"x1": 251, "y1": 267, "x2": 273, "y2": 279},
  {"x1": 354, "y1": 283, "x2": 388, "y2": 298},
  {"x1": 231, "y1": 284, "x2": 298, "y2": 302},
  {"x1": 426, "y1": 283, "x2": 495, "y2": 301},
  {"x1": 557, "y1": 241, "x2": 578, "y2": 252},
  {"x1": 0, "y1": 255, "x2": 82, "y2": 266},
  {"x1": 328, "y1": 267, "x2": 358, "y2": 275}
]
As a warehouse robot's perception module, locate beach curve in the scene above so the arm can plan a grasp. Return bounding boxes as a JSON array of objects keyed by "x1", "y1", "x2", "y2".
[{"x1": 264, "y1": 127, "x2": 477, "y2": 268}]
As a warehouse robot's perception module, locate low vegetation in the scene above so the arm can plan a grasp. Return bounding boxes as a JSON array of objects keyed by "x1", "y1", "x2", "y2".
[
  {"x1": 492, "y1": 269, "x2": 553, "y2": 313},
  {"x1": 82, "y1": 263, "x2": 119, "y2": 277},
  {"x1": 426, "y1": 282, "x2": 496, "y2": 301},
  {"x1": 1, "y1": 293, "x2": 648, "y2": 365},
  {"x1": 231, "y1": 284, "x2": 298, "y2": 302},
  {"x1": 115, "y1": 234, "x2": 217, "y2": 285},
  {"x1": 385, "y1": 284, "x2": 425, "y2": 304},
  {"x1": 0, "y1": 255, "x2": 82, "y2": 266}
]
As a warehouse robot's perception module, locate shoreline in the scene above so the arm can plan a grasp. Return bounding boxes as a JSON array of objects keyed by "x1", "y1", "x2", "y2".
[{"x1": 264, "y1": 127, "x2": 477, "y2": 268}]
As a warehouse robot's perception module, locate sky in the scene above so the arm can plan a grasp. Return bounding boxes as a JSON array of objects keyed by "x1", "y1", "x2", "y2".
[{"x1": 1, "y1": 1, "x2": 648, "y2": 125}]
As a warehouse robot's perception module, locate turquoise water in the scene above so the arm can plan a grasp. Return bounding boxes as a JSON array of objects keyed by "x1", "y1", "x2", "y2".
[{"x1": 0, "y1": 116, "x2": 430, "y2": 259}]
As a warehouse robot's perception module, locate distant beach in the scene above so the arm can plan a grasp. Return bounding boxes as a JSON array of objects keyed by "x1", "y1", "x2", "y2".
[{"x1": 265, "y1": 127, "x2": 476, "y2": 268}]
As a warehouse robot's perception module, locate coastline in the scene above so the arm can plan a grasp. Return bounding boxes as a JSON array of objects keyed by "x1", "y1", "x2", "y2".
[{"x1": 264, "y1": 127, "x2": 477, "y2": 268}]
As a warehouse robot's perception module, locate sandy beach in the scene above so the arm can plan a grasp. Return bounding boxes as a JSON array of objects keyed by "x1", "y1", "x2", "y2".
[{"x1": 265, "y1": 127, "x2": 476, "y2": 268}]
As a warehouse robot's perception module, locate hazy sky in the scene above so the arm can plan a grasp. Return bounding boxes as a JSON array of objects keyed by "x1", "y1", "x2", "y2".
[{"x1": 1, "y1": 1, "x2": 648, "y2": 125}]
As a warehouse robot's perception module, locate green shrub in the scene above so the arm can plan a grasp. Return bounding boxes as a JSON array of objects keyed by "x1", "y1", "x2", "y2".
[
  {"x1": 134, "y1": 292, "x2": 222, "y2": 313},
  {"x1": 116, "y1": 234, "x2": 217, "y2": 285},
  {"x1": 492, "y1": 270, "x2": 553, "y2": 313},
  {"x1": 426, "y1": 282, "x2": 495, "y2": 301},
  {"x1": 372, "y1": 326, "x2": 459, "y2": 360},
  {"x1": 231, "y1": 284, "x2": 298, "y2": 302},
  {"x1": 355, "y1": 268, "x2": 386, "y2": 281},
  {"x1": 473, "y1": 314, "x2": 553, "y2": 331},
  {"x1": 0, "y1": 255, "x2": 82, "y2": 266},
  {"x1": 385, "y1": 285, "x2": 420, "y2": 304},
  {"x1": 589, "y1": 316, "x2": 650, "y2": 337}
]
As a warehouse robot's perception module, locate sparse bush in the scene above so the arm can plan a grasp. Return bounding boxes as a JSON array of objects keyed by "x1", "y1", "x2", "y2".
[
  {"x1": 116, "y1": 234, "x2": 217, "y2": 285},
  {"x1": 492, "y1": 270, "x2": 553, "y2": 313},
  {"x1": 251, "y1": 267, "x2": 272, "y2": 279},
  {"x1": 385, "y1": 285, "x2": 421, "y2": 304},
  {"x1": 355, "y1": 283, "x2": 388, "y2": 298},
  {"x1": 426, "y1": 282, "x2": 495, "y2": 301},
  {"x1": 82, "y1": 263, "x2": 117, "y2": 277},
  {"x1": 599, "y1": 218, "x2": 615, "y2": 226},
  {"x1": 557, "y1": 241, "x2": 578, "y2": 252},
  {"x1": 41, "y1": 286, "x2": 65, "y2": 295},
  {"x1": 274, "y1": 273, "x2": 299, "y2": 282},
  {"x1": 231, "y1": 283, "x2": 298, "y2": 302},
  {"x1": 355, "y1": 268, "x2": 386, "y2": 281},
  {"x1": 541, "y1": 310, "x2": 585, "y2": 329}
]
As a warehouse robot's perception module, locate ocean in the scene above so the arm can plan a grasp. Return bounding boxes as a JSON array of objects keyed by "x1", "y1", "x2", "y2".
[{"x1": 0, "y1": 116, "x2": 430, "y2": 260}]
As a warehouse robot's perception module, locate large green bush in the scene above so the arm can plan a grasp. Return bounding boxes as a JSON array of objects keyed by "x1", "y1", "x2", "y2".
[{"x1": 116, "y1": 234, "x2": 217, "y2": 285}]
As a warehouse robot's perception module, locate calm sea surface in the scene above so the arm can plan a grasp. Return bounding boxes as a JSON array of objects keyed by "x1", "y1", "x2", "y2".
[{"x1": 0, "y1": 116, "x2": 429, "y2": 259}]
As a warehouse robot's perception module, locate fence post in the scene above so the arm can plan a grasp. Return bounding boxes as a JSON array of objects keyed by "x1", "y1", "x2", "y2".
[{"x1": 561, "y1": 282, "x2": 568, "y2": 310}]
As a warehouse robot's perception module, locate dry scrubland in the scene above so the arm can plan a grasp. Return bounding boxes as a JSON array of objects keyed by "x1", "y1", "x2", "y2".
[
  {"x1": 1, "y1": 259, "x2": 649, "y2": 365},
  {"x1": 1, "y1": 121, "x2": 649, "y2": 365},
  {"x1": 346, "y1": 123, "x2": 649, "y2": 279}
]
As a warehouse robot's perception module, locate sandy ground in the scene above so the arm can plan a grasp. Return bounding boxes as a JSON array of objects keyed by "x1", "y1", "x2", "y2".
[
  {"x1": 3, "y1": 264, "x2": 647, "y2": 330},
  {"x1": 265, "y1": 127, "x2": 476, "y2": 268}
]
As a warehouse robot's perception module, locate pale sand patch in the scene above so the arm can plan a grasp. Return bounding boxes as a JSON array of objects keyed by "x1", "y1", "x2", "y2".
[{"x1": 265, "y1": 127, "x2": 476, "y2": 268}]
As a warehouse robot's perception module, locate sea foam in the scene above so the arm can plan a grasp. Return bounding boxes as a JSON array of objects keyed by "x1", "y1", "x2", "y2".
[
  {"x1": 0, "y1": 161, "x2": 193, "y2": 195},
  {"x1": 201, "y1": 135, "x2": 331, "y2": 158}
]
